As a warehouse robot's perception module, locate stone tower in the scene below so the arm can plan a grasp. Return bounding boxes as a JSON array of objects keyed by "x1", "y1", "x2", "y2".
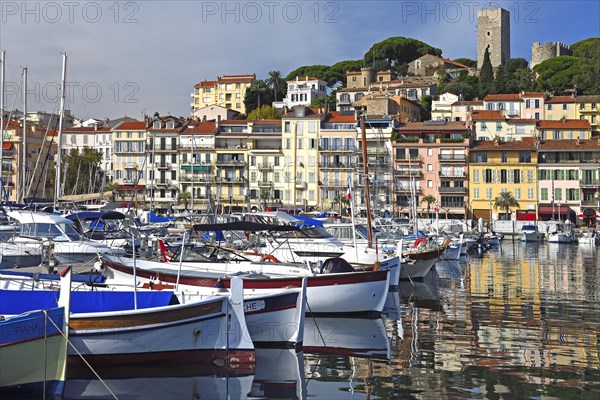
[
  {"x1": 477, "y1": 7, "x2": 510, "y2": 69},
  {"x1": 531, "y1": 42, "x2": 573, "y2": 68}
]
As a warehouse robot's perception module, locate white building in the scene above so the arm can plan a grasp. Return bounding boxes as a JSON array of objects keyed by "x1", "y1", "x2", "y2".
[
  {"x1": 273, "y1": 76, "x2": 328, "y2": 111},
  {"x1": 431, "y1": 93, "x2": 460, "y2": 121}
]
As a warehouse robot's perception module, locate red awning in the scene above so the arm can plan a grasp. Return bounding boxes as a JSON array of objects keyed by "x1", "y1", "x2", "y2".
[
  {"x1": 538, "y1": 205, "x2": 569, "y2": 215},
  {"x1": 2, "y1": 143, "x2": 12, "y2": 149},
  {"x1": 118, "y1": 185, "x2": 145, "y2": 190}
]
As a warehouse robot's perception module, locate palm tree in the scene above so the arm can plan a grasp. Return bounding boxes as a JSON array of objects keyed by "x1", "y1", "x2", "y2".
[
  {"x1": 493, "y1": 191, "x2": 519, "y2": 220},
  {"x1": 259, "y1": 188, "x2": 271, "y2": 210},
  {"x1": 421, "y1": 195, "x2": 436, "y2": 220},
  {"x1": 594, "y1": 191, "x2": 600, "y2": 207},
  {"x1": 177, "y1": 191, "x2": 192, "y2": 210},
  {"x1": 103, "y1": 181, "x2": 123, "y2": 202},
  {"x1": 265, "y1": 70, "x2": 286, "y2": 102}
]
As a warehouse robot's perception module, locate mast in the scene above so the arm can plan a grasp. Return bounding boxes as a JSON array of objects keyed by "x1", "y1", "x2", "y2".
[
  {"x1": 358, "y1": 106, "x2": 373, "y2": 248},
  {"x1": 21, "y1": 67, "x2": 27, "y2": 203},
  {"x1": 0, "y1": 50, "x2": 5, "y2": 191},
  {"x1": 55, "y1": 52, "x2": 67, "y2": 204},
  {"x1": 292, "y1": 121, "x2": 297, "y2": 214}
]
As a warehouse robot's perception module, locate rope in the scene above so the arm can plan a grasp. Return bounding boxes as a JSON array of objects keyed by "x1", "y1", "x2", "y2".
[{"x1": 46, "y1": 314, "x2": 118, "y2": 400}]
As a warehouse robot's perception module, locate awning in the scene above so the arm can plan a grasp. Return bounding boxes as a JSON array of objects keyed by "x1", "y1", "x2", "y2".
[
  {"x1": 2, "y1": 143, "x2": 12, "y2": 150},
  {"x1": 180, "y1": 165, "x2": 211, "y2": 171},
  {"x1": 118, "y1": 185, "x2": 145, "y2": 190},
  {"x1": 538, "y1": 205, "x2": 570, "y2": 215}
]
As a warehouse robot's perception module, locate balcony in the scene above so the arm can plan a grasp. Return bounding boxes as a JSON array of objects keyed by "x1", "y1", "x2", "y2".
[
  {"x1": 366, "y1": 148, "x2": 388, "y2": 156},
  {"x1": 581, "y1": 200, "x2": 599, "y2": 206},
  {"x1": 319, "y1": 162, "x2": 353, "y2": 169},
  {"x1": 215, "y1": 176, "x2": 245, "y2": 183},
  {"x1": 152, "y1": 145, "x2": 175, "y2": 151},
  {"x1": 124, "y1": 162, "x2": 138, "y2": 169},
  {"x1": 395, "y1": 169, "x2": 421, "y2": 178},
  {"x1": 319, "y1": 181, "x2": 344, "y2": 188},
  {"x1": 439, "y1": 186, "x2": 467, "y2": 194},
  {"x1": 580, "y1": 179, "x2": 598, "y2": 188},
  {"x1": 257, "y1": 162, "x2": 273, "y2": 171},
  {"x1": 156, "y1": 162, "x2": 171, "y2": 170},
  {"x1": 395, "y1": 186, "x2": 421, "y2": 194},
  {"x1": 395, "y1": 156, "x2": 422, "y2": 163},
  {"x1": 319, "y1": 146, "x2": 354, "y2": 153},
  {"x1": 122, "y1": 178, "x2": 136, "y2": 184},
  {"x1": 215, "y1": 159, "x2": 245, "y2": 167},
  {"x1": 438, "y1": 154, "x2": 466, "y2": 162},
  {"x1": 439, "y1": 171, "x2": 466, "y2": 178},
  {"x1": 155, "y1": 179, "x2": 172, "y2": 186},
  {"x1": 296, "y1": 182, "x2": 307, "y2": 190},
  {"x1": 258, "y1": 181, "x2": 272, "y2": 187}
]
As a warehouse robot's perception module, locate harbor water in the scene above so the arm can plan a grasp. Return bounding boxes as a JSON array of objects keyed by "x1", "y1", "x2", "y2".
[{"x1": 63, "y1": 240, "x2": 600, "y2": 399}]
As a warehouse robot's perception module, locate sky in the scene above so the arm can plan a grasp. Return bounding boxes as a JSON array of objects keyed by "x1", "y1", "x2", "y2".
[{"x1": 0, "y1": 0, "x2": 598, "y2": 120}]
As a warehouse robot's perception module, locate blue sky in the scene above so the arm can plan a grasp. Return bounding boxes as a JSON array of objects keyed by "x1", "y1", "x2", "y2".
[{"x1": 0, "y1": 0, "x2": 598, "y2": 120}]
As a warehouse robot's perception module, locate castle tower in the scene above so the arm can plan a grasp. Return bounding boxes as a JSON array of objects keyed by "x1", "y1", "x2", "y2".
[{"x1": 477, "y1": 7, "x2": 510, "y2": 69}]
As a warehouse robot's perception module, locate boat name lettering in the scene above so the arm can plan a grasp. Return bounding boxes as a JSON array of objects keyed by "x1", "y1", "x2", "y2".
[{"x1": 244, "y1": 300, "x2": 265, "y2": 312}]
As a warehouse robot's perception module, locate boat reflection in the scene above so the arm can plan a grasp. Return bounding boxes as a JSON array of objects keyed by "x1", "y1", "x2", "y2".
[
  {"x1": 399, "y1": 269, "x2": 441, "y2": 311},
  {"x1": 303, "y1": 317, "x2": 390, "y2": 360},
  {"x1": 250, "y1": 348, "x2": 305, "y2": 399}
]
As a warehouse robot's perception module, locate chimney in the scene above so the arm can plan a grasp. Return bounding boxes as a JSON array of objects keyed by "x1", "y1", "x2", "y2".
[{"x1": 305, "y1": 76, "x2": 308, "y2": 81}]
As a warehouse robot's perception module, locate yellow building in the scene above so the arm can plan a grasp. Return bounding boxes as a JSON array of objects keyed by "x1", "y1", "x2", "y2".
[
  {"x1": 281, "y1": 107, "x2": 323, "y2": 210},
  {"x1": 545, "y1": 95, "x2": 577, "y2": 120},
  {"x1": 0, "y1": 119, "x2": 57, "y2": 202},
  {"x1": 536, "y1": 119, "x2": 592, "y2": 140},
  {"x1": 575, "y1": 95, "x2": 600, "y2": 133},
  {"x1": 191, "y1": 74, "x2": 255, "y2": 116},
  {"x1": 469, "y1": 137, "x2": 538, "y2": 221},
  {"x1": 111, "y1": 121, "x2": 148, "y2": 203}
]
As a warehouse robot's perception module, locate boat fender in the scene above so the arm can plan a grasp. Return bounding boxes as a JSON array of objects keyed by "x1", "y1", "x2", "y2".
[
  {"x1": 260, "y1": 254, "x2": 279, "y2": 263},
  {"x1": 414, "y1": 237, "x2": 427, "y2": 248}
]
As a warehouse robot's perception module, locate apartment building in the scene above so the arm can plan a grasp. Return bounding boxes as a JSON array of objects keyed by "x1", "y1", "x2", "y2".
[
  {"x1": 545, "y1": 95, "x2": 577, "y2": 120},
  {"x1": 191, "y1": 74, "x2": 256, "y2": 116},
  {"x1": 111, "y1": 121, "x2": 147, "y2": 203},
  {"x1": 272, "y1": 76, "x2": 328, "y2": 110},
  {"x1": 575, "y1": 95, "x2": 600, "y2": 133},
  {"x1": 536, "y1": 119, "x2": 592, "y2": 140}
]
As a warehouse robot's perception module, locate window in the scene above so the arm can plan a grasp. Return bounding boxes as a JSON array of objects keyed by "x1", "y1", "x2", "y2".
[
  {"x1": 474, "y1": 188, "x2": 480, "y2": 199},
  {"x1": 496, "y1": 122, "x2": 502, "y2": 131},
  {"x1": 514, "y1": 169, "x2": 521, "y2": 184},
  {"x1": 474, "y1": 152, "x2": 488, "y2": 163},
  {"x1": 309, "y1": 139, "x2": 316, "y2": 149},
  {"x1": 486, "y1": 187, "x2": 492, "y2": 200},
  {"x1": 481, "y1": 122, "x2": 487, "y2": 130},
  {"x1": 427, "y1": 148, "x2": 433, "y2": 156},
  {"x1": 514, "y1": 188, "x2": 521, "y2": 200},
  {"x1": 484, "y1": 169, "x2": 493, "y2": 183},
  {"x1": 501, "y1": 151, "x2": 508, "y2": 163},
  {"x1": 297, "y1": 138, "x2": 303, "y2": 149},
  {"x1": 500, "y1": 169, "x2": 507, "y2": 183},
  {"x1": 473, "y1": 169, "x2": 480, "y2": 183},
  {"x1": 153, "y1": 121, "x2": 161, "y2": 129},
  {"x1": 427, "y1": 164, "x2": 433, "y2": 172},
  {"x1": 427, "y1": 180, "x2": 433, "y2": 188},
  {"x1": 554, "y1": 188, "x2": 562, "y2": 201},
  {"x1": 285, "y1": 138, "x2": 291, "y2": 149},
  {"x1": 553, "y1": 130, "x2": 561, "y2": 140},
  {"x1": 250, "y1": 156, "x2": 256, "y2": 166},
  {"x1": 562, "y1": 104, "x2": 568, "y2": 110},
  {"x1": 547, "y1": 104, "x2": 553, "y2": 110},
  {"x1": 525, "y1": 100, "x2": 531, "y2": 108},
  {"x1": 541, "y1": 188, "x2": 548, "y2": 201},
  {"x1": 519, "y1": 151, "x2": 531, "y2": 163}
]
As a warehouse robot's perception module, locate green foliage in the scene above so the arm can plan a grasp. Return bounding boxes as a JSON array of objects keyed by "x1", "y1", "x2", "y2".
[
  {"x1": 421, "y1": 195, "x2": 437, "y2": 218},
  {"x1": 573, "y1": 39, "x2": 600, "y2": 94},
  {"x1": 571, "y1": 38, "x2": 600, "y2": 58},
  {"x1": 533, "y1": 56, "x2": 581, "y2": 93},
  {"x1": 364, "y1": 36, "x2": 442, "y2": 75},
  {"x1": 492, "y1": 65, "x2": 509, "y2": 94},
  {"x1": 177, "y1": 191, "x2": 192, "y2": 209},
  {"x1": 103, "y1": 181, "x2": 123, "y2": 202},
  {"x1": 265, "y1": 70, "x2": 287, "y2": 102},
  {"x1": 512, "y1": 68, "x2": 536, "y2": 92},
  {"x1": 310, "y1": 93, "x2": 336, "y2": 110},
  {"x1": 493, "y1": 191, "x2": 519, "y2": 220},
  {"x1": 479, "y1": 48, "x2": 494, "y2": 96},
  {"x1": 285, "y1": 65, "x2": 330, "y2": 84},
  {"x1": 420, "y1": 95, "x2": 432, "y2": 121},
  {"x1": 443, "y1": 82, "x2": 475, "y2": 101},
  {"x1": 63, "y1": 147, "x2": 103, "y2": 196},
  {"x1": 505, "y1": 58, "x2": 529, "y2": 74},
  {"x1": 454, "y1": 58, "x2": 476, "y2": 68},
  {"x1": 328, "y1": 60, "x2": 363, "y2": 85},
  {"x1": 457, "y1": 73, "x2": 481, "y2": 99},
  {"x1": 247, "y1": 105, "x2": 281, "y2": 120},
  {"x1": 244, "y1": 80, "x2": 274, "y2": 115}
]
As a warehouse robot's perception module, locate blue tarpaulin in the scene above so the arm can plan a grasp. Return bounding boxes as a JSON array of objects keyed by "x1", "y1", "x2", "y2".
[
  {"x1": 294, "y1": 215, "x2": 324, "y2": 227},
  {"x1": 0, "y1": 291, "x2": 175, "y2": 315},
  {"x1": 149, "y1": 211, "x2": 173, "y2": 223}
]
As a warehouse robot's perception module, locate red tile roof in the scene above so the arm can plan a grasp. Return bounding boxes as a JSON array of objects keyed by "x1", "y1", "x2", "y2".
[
  {"x1": 397, "y1": 121, "x2": 467, "y2": 132},
  {"x1": 324, "y1": 112, "x2": 356, "y2": 124},
  {"x1": 1, "y1": 118, "x2": 21, "y2": 128},
  {"x1": 195, "y1": 80, "x2": 218, "y2": 88},
  {"x1": 287, "y1": 76, "x2": 322, "y2": 83},
  {"x1": 451, "y1": 100, "x2": 484, "y2": 106},
  {"x1": 521, "y1": 92, "x2": 547, "y2": 98},
  {"x1": 472, "y1": 110, "x2": 505, "y2": 121},
  {"x1": 484, "y1": 94, "x2": 521, "y2": 101},
  {"x1": 251, "y1": 120, "x2": 281, "y2": 125},
  {"x1": 507, "y1": 118, "x2": 538, "y2": 124},
  {"x1": 113, "y1": 121, "x2": 146, "y2": 130},
  {"x1": 546, "y1": 95, "x2": 576, "y2": 104},
  {"x1": 537, "y1": 119, "x2": 591, "y2": 129},
  {"x1": 220, "y1": 120, "x2": 247, "y2": 125},
  {"x1": 472, "y1": 136, "x2": 536, "y2": 150},
  {"x1": 539, "y1": 139, "x2": 600, "y2": 150},
  {"x1": 428, "y1": 55, "x2": 469, "y2": 69},
  {"x1": 217, "y1": 74, "x2": 255, "y2": 83},
  {"x1": 183, "y1": 121, "x2": 217, "y2": 134},
  {"x1": 576, "y1": 95, "x2": 600, "y2": 103}
]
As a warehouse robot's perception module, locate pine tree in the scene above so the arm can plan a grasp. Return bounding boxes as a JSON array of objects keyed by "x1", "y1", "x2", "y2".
[{"x1": 479, "y1": 48, "x2": 494, "y2": 96}]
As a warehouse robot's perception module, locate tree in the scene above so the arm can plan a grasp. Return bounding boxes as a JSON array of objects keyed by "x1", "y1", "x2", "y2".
[
  {"x1": 248, "y1": 105, "x2": 281, "y2": 120},
  {"x1": 265, "y1": 70, "x2": 286, "y2": 102},
  {"x1": 177, "y1": 191, "x2": 192, "y2": 210},
  {"x1": 63, "y1": 147, "x2": 103, "y2": 196},
  {"x1": 364, "y1": 37, "x2": 442, "y2": 75},
  {"x1": 310, "y1": 93, "x2": 336, "y2": 111},
  {"x1": 573, "y1": 39, "x2": 600, "y2": 94},
  {"x1": 419, "y1": 95, "x2": 432, "y2": 121},
  {"x1": 571, "y1": 38, "x2": 600, "y2": 58},
  {"x1": 454, "y1": 58, "x2": 477, "y2": 68},
  {"x1": 505, "y1": 58, "x2": 529, "y2": 74},
  {"x1": 421, "y1": 195, "x2": 436, "y2": 220},
  {"x1": 259, "y1": 188, "x2": 271, "y2": 210},
  {"x1": 104, "y1": 181, "x2": 123, "y2": 202},
  {"x1": 479, "y1": 47, "x2": 494, "y2": 96},
  {"x1": 533, "y1": 56, "x2": 581, "y2": 93},
  {"x1": 285, "y1": 65, "x2": 330, "y2": 85},
  {"x1": 512, "y1": 68, "x2": 536, "y2": 92},
  {"x1": 492, "y1": 64, "x2": 509, "y2": 93},
  {"x1": 443, "y1": 82, "x2": 475, "y2": 101},
  {"x1": 244, "y1": 80, "x2": 273, "y2": 115},
  {"x1": 493, "y1": 192, "x2": 519, "y2": 220}
]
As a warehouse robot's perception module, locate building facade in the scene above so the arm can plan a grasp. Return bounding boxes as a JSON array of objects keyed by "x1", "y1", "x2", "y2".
[{"x1": 191, "y1": 74, "x2": 256, "y2": 116}]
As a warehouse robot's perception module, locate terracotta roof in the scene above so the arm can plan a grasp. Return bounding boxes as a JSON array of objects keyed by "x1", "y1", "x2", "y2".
[
  {"x1": 537, "y1": 119, "x2": 591, "y2": 129},
  {"x1": 64, "y1": 126, "x2": 112, "y2": 133},
  {"x1": 421, "y1": 54, "x2": 469, "y2": 69},
  {"x1": 472, "y1": 110, "x2": 505, "y2": 121},
  {"x1": 472, "y1": 137, "x2": 536, "y2": 150},
  {"x1": 217, "y1": 74, "x2": 255, "y2": 83},
  {"x1": 521, "y1": 92, "x2": 547, "y2": 98},
  {"x1": 251, "y1": 120, "x2": 281, "y2": 125},
  {"x1": 220, "y1": 120, "x2": 247, "y2": 125},
  {"x1": 576, "y1": 95, "x2": 600, "y2": 103},
  {"x1": 546, "y1": 95, "x2": 576, "y2": 104},
  {"x1": 113, "y1": 121, "x2": 146, "y2": 130},
  {"x1": 539, "y1": 139, "x2": 600, "y2": 151},
  {"x1": 451, "y1": 100, "x2": 484, "y2": 106},
  {"x1": 183, "y1": 121, "x2": 217, "y2": 134},
  {"x1": 506, "y1": 118, "x2": 538, "y2": 124},
  {"x1": 282, "y1": 108, "x2": 323, "y2": 119},
  {"x1": 397, "y1": 121, "x2": 467, "y2": 131},
  {"x1": 195, "y1": 80, "x2": 218, "y2": 88},
  {"x1": 484, "y1": 94, "x2": 521, "y2": 101},
  {"x1": 324, "y1": 112, "x2": 356, "y2": 124}
]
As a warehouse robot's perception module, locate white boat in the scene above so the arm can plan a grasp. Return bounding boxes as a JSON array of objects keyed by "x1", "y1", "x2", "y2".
[
  {"x1": 519, "y1": 224, "x2": 545, "y2": 242},
  {"x1": 577, "y1": 229, "x2": 599, "y2": 245},
  {"x1": 0, "y1": 211, "x2": 125, "y2": 269},
  {"x1": 483, "y1": 232, "x2": 502, "y2": 246},
  {"x1": 547, "y1": 221, "x2": 576, "y2": 244},
  {"x1": 102, "y1": 255, "x2": 390, "y2": 315}
]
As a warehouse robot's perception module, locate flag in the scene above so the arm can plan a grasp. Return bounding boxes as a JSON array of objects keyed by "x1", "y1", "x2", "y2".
[{"x1": 346, "y1": 184, "x2": 351, "y2": 201}]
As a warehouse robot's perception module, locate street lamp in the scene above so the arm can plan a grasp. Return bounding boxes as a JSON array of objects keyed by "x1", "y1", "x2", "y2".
[{"x1": 557, "y1": 202, "x2": 561, "y2": 222}]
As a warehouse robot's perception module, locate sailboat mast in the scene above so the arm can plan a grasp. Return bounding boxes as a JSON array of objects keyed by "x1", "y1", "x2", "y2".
[
  {"x1": 0, "y1": 50, "x2": 5, "y2": 190},
  {"x1": 358, "y1": 106, "x2": 373, "y2": 248},
  {"x1": 55, "y1": 52, "x2": 67, "y2": 205},
  {"x1": 21, "y1": 67, "x2": 27, "y2": 203}
]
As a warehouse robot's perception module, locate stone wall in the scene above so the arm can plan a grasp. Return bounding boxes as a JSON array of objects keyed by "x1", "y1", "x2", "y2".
[{"x1": 531, "y1": 42, "x2": 573, "y2": 68}]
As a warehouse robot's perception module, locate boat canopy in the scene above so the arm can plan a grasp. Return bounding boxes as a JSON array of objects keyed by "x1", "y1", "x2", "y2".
[
  {"x1": 66, "y1": 211, "x2": 127, "y2": 221},
  {"x1": 194, "y1": 221, "x2": 300, "y2": 232},
  {"x1": 294, "y1": 215, "x2": 324, "y2": 227}
]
